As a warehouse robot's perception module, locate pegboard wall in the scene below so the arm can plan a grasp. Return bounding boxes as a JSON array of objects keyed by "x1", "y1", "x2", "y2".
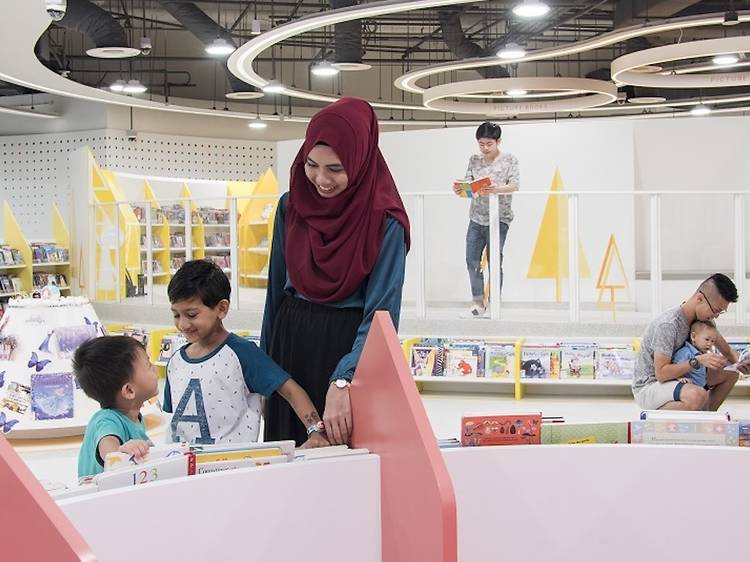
[{"x1": 0, "y1": 129, "x2": 276, "y2": 240}]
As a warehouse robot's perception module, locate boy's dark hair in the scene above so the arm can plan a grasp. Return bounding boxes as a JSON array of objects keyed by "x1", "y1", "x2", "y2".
[
  {"x1": 73, "y1": 336, "x2": 145, "y2": 409},
  {"x1": 475, "y1": 122, "x2": 502, "y2": 141},
  {"x1": 700, "y1": 273, "x2": 738, "y2": 303},
  {"x1": 691, "y1": 319, "x2": 716, "y2": 332},
  {"x1": 167, "y1": 259, "x2": 230, "y2": 306}
]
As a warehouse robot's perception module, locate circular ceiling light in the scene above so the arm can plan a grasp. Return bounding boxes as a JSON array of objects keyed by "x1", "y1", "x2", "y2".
[
  {"x1": 630, "y1": 65, "x2": 663, "y2": 73},
  {"x1": 506, "y1": 89, "x2": 528, "y2": 97},
  {"x1": 713, "y1": 53, "x2": 740, "y2": 65},
  {"x1": 497, "y1": 43, "x2": 526, "y2": 59},
  {"x1": 512, "y1": 0, "x2": 550, "y2": 18},
  {"x1": 205, "y1": 38, "x2": 235, "y2": 56},
  {"x1": 422, "y1": 77, "x2": 617, "y2": 115},
  {"x1": 311, "y1": 60, "x2": 340, "y2": 77},
  {"x1": 122, "y1": 79, "x2": 147, "y2": 94},
  {"x1": 612, "y1": 36, "x2": 750, "y2": 88},
  {"x1": 86, "y1": 46, "x2": 141, "y2": 59},
  {"x1": 690, "y1": 103, "x2": 712, "y2": 116},
  {"x1": 330, "y1": 62, "x2": 372, "y2": 71},
  {"x1": 248, "y1": 117, "x2": 268, "y2": 129},
  {"x1": 109, "y1": 79, "x2": 126, "y2": 93},
  {"x1": 627, "y1": 95, "x2": 667, "y2": 104},
  {"x1": 225, "y1": 91, "x2": 264, "y2": 100},
  {"x1": 262, "y1": 80, "x2": 285, "y2": 94}
]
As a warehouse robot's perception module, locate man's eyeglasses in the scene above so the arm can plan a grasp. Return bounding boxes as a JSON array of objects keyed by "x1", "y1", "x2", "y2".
[{"x1": 699, "y1": 290, "x2": 726, "y2": 316}]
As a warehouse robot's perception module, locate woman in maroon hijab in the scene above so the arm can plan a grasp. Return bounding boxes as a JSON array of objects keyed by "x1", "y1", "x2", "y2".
[{"x1": 260, "y1": 97, "x2": 410, "y2": 446}]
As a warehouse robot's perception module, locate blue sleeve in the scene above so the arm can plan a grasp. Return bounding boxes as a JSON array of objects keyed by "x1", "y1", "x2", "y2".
[
  {"x1": 330, "y1": 218, "x2": 407, "y2": 383},
  {"x1": 672, "y1": 345, "x2": 693, "y2": 364},
  {"x1": 226, "y1": 334, "x2": 290, "y2": 398},
  {"x1": 260, "y1": 193, "x2": 288, "y2": 354}
]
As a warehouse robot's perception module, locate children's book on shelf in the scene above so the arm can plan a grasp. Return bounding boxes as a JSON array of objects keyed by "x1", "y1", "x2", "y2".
[
  {"x1": 411, "y1": 346, "x2": 444, "y2": 377},
  {"x1": 541, "y1": 421, "x2": 629, "y2": 444},
  {"x1": 739, "y1": 421, "x2": 750, "y2": 447},
  {"x1": 461, "y1": 413, "x2": 542, "y2": 446},
  {"x1": 198, "y1": 207, "x2": 230, "y2": 225},
  {"x1": 453, "y1": 176, "x2": 491, "y2": 199},
  {"x1": 31, "y1": 243, "x2": 69, "y2": 264},
  {"x1": 97, "y1": 454, "x2": 192, "y2": 491},
  {"x1": 595, "y1": 346, "x2": 635, "y2": 379},
  {"x1": 444, "y1": 348, "x2": 479, "y2": 377},
  {"x1": 521, "y1": 345, "x2": 560, "y2": 379},
  {"x1": 630, "y1": 419, "x2": 739, "y2": 447},
  {"x1": 484, "y1": 343, "x2": 515, "y2": 378},
  {"x1": 0, "y1": 334, "x2": 18, "y2": 360},
  {"x1": 159, "y1": 334, "x2": 188, "y2": 362},
  {"x1": 0, "y1": 246, "x2": 23, "y2": 266},
  {"x1": 448, "y1": 340, "x2": 485, "y2": 377},
  {"x1": 30, "y1": 372, "x2": 75, "y2": 420},
  {"x1": 559, "y1": 344, "x2": 596, "y2": 379}
]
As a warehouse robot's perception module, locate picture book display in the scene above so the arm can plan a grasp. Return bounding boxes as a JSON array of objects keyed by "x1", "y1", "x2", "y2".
[
  {"x1": 461, "y1": 413, "x2": 542, "y2": 446},
  {"x1": 559, "y1": 344, "x2": 596, "y2": 379},
  {"x1": 454, "y1": 176, "x2": 492, "y2": 199},
  {"x1": 484, "y1": 344, "x2": 515, "y2": 378},
  {"x1": 30, "y1": 373, "x2": 75, "y2": 420},
  {"x1": 521, "y1": 346, "x2": 560, "y2": 379}
]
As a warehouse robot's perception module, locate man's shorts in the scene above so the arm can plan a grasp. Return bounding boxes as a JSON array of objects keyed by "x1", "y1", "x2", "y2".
[{"x1": 634, "y1": 380, "x2": 682, "y2": 410}]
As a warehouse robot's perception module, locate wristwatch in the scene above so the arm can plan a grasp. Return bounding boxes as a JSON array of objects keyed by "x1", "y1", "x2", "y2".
[
  {"x1": 306, "y1": 421, "x2": 325, "y2": 436},
  {"x1": 688, "y1": 357, "x2": 701, "y2": 370},
  {"x1": 332, "y1": 378, "x2": 351, "y2": 389}
]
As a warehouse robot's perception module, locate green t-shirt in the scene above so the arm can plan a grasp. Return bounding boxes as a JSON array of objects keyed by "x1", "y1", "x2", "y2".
[{"x1": 78, "y1": 409, "x2": 150, "y2": 478}]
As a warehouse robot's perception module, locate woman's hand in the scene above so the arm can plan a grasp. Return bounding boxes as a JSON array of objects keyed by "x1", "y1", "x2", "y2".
[
  {"x1": 301, "y1": 432, "x2": 330, "y2": 449},
  {"x1": 479, "y1": 183, "x2": 499, "y2": 196},
  {"x1": 323, "y1": 384, "x2": 352, "y2": 445}
]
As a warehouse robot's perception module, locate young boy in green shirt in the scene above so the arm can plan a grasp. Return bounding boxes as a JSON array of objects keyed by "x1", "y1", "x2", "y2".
[{"x1": 74, "y1": 336, "x2": 158, "y2": 478}]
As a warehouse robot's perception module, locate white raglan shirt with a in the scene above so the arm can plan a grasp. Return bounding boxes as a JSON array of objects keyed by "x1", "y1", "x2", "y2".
[{"x1": 163, "y1": 333, "x2": 289, "y2": 445}]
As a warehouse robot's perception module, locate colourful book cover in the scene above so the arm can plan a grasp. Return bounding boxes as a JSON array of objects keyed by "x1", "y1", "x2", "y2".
[
  {"x1": 30, "y1": 373, "x2": 74, "y2": 420},
  {"x1": 194, "y1": 448, "x2": 282, "y2": 464},
  {"x1": 595, "y1": 347, "x2": 636, "y2": 379},
  {"x1": 445, "y1": 349, "x2": 479, "y2": 377},
  {"x1": 449, "y1": 341, "x2": 485, "y2": 377},
  {"x1": 560, "y1": 344, "x2": 596, "y2": 379},
  {"x1": 2, "y1": 381, "x2": 31, "y2": 415},
  {"x1": 739, "y1": 421, "x2": 750, "y2": 447},
  {"x1": 484, "y1": 344, "x2": 515, "y2": 378},
  {"x1": 454, "y1": 176, "x2": 492, "y2": 199},
  {"x1": 411, "y1": 346, "x2": 443, "y2": 377},
  {"x1": 541, "y1": 421, "x2": 629, "y2": 444},
  {"x1": 630, "y1": 420, "x2": 739, "y2": 446},
  {"x1": 521, "y1": 346, "x2": 560, "y2": 379},
  {"x1": 461, "y1": 413, "x2": 542, "y2": 446}
]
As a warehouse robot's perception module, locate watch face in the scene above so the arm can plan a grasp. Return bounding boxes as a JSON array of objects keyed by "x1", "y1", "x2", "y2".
[{"x1": 334, "y1": 379, "x2": 349, "y2": 389}]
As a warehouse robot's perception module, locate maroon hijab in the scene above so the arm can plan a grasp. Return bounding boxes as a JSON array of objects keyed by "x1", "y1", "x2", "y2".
[{"x1": 285, "y1": 97, "x2": 410, "y2": 303}]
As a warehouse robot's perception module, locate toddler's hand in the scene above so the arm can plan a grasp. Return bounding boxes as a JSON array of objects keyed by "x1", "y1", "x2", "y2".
[
  {"x1": 301, "y1": 432, "x2": 330, "y2": 449},
  {"x1": 119, "y1": 439, "x2": 151, "y2": 462}
]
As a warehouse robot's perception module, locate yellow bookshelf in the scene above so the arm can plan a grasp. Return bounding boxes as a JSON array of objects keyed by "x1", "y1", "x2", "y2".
[
  {"x1": 179, "y1": 183, "x2": 205, "y2": 261},
  {"x1": 30, "y1": 204, "x2": 73, "y2": 294},
  {"x1": 1, "y1": 202, "x2": 32, "y2": 297},
  {"x1": 238, "y1": 168, "x2": 278, "y2": 288},
  {"x1": 141, "y1": 179, "x2": 171, "y2": 280}
]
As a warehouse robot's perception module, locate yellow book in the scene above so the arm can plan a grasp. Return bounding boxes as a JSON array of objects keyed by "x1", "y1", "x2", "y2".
[{"x1": 194, "y1": 448, "x2": 282, "y2": 464}]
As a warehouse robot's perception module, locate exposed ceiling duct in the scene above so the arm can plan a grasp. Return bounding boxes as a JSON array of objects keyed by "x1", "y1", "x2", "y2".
[
  {"x1": 330, "y1": 0, "x2": 364, "y2": 67},
  {"x1": 438, "y1": 10, "x2": 509, "y2": 79},
  {"x1": 158, "y1": 1, "x2": 258, "y2": 94},
  {"x1": 58, "y1": 0, "x2": 129, "y2": 50}
]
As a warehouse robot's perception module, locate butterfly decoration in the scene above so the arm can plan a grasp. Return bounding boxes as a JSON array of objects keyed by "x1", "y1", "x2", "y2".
[
  {"x1": 84, "y1": 317, "x2": 102, "y2": 336},
  {"x1": 0, "y1": 411, "x2": 19, "y2": 434},
  {"x1": 38, "y1": 331, "x2": 54, "y2": 354},
  {"x1": 28, "y1": 351, "x2": 52, "y2": 373},
  {"x1": 0, "y1": 370, "x2": 4, "y2": 389}
]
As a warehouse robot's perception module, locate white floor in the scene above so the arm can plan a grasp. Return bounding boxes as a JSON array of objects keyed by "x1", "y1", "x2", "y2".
[{"x1": 13, "y1": 391, "x2": 750, "y2": 491}]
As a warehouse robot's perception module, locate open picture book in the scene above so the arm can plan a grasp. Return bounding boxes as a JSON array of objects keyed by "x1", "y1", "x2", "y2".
[
  {"x1": 725, "y1": 347, "x2": 750, "y2": 372},
  {"x1": 453, "y1": 176, "x2": 491, "y2": 199}
]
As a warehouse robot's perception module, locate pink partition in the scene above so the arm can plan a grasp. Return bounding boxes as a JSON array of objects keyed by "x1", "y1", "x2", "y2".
[
  {"x1": 0, "y1": 435, "x2": 96, "y2": 562},
  {"x1": 350, "y1": 312, "x2": 458, "y2": 562}
]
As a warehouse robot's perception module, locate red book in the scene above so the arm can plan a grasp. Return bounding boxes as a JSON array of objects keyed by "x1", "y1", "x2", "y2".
[{"x1": 461, "y1": 413, "x2": 542, "y2": 446}]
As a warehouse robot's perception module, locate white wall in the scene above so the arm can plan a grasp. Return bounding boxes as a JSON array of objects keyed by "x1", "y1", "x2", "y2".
[{"x1": 277, "y1": 114, "x2": 750, "y2": 305}]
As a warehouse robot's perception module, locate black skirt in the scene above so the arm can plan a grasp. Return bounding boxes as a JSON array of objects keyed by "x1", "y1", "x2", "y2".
[{"x1": 264, "y1": 295, "x2": 363, "y2": 446}]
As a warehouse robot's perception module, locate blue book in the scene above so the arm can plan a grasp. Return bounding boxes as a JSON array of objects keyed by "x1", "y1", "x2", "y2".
[{"x1": 31, "y1": 373, "x2": 75, "y2": 420}]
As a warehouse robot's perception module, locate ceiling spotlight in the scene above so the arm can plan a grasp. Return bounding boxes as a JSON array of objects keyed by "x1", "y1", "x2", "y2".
[
  {"x1": 497, "y1": 43, "x2": 526, "y2": 60},
  {"x1": 690, "y1": 103, "x2": 711, "y2": 116},
  {"x1": 512, "y1": 0, "x2": 550, "y2": 18},
  {"x1": 250, "y1": 19, "x2": 262, "y2": 35},
  {"x1": 723, "y1": 10, "x2": 739, "y2": 26},
  {"x1": 713, "y1": 53, "x2": 739, "y2": 66},
  {"x1": 311, "y1": 60, "x2": 339, "y2": 77},
  {"x1": 205, "y1": 37, "x2": 235, "y2": 56},
  {"x1": 109, "y1": 79, "x2": 126, "y2": 93},
  {"x1": 122, "y1": 79, "x2": 147, "y2": 94},
  {"x1": 139, "y1": 36, "x2": 152, "y2": 56},
  {"x1": 262, "y1": 80, "x2": 285, "y2": 94},
  {"x1": 506, "y1": 89, "x2": 528, "y2": 97},
  {"x1": 248, "y1": 117, "x2": 268, "y2": 129}
]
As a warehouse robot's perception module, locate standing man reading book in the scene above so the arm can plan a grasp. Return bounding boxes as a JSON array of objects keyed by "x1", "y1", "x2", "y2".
[
  {"x1": 632, "y1": 273, "x2": 749, "y2": 411},
  {"x1": 453, "y1": 122, "x2": 520, "y2": 318}
]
